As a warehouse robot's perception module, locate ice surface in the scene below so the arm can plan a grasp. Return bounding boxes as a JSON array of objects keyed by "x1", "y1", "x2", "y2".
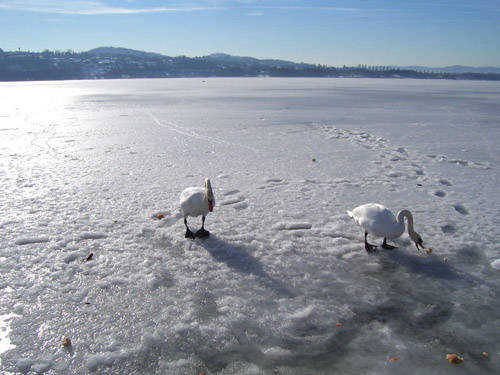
[{"x1": 0, "y1": 78, "x2": 499, "y2": 374}]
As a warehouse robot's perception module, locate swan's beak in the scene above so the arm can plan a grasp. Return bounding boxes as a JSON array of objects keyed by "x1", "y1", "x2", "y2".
[
  {"x1": 415, "y1": 238, "x2": 424, "y2": 251},
  {"x1": 208, "y1": 200, "x2": 213, "y2": 212}
]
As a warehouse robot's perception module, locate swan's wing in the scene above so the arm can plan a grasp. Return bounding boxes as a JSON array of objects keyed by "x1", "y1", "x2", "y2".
[
  {"x1": 180, "y1": 187, "x2": 206, "y2": 216},
  {"x1": 350, "y1": 204, "x2": 397, "y2": 237}
]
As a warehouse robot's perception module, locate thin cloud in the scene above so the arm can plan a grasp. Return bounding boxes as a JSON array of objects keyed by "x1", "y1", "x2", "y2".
[
  {"x1": 0, "y1": 1, "x2": 367, "y2": 16},
  {"x1": 0, "y1": 1, "x2": 215, "y2": 15},
  {"x1": 246, "y1": 12, "x2": 263, "y2": 16}
]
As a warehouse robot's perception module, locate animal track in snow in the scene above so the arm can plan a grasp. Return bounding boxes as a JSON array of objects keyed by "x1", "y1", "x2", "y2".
[
  {"x1": 318, "y1": 124, "x2": 428, "y2": 185},
  {"x1": 441, "y1": 224, "x2": 457, "y2": 234},
  {"x1": 434, "y1": 190, "x2": 446, "y2": 198},
  {"x1": 257, "y1": 177, "x2": 289, "y2": 190},
  {"x1": 220, "y1": 192, "x2": 249, "y2": 210},
  {"x1": 223, "y1": 189, "x2": 240, "y2": 196},
  {"x1": 453, "y1": 204, "x2": 469, "y2": 215},
  {"x1": 387, "y1": 172, "x2": 403, "y2": 178},
  {"x1": 15, "y1": 237, "x2": 50, "y2": 245},
  {"x1": 439, "y1": 179, "x2": 453, "y2": 186},
  {"x1": 220, "y1": 196, "x2": 245, "y2": 206}
]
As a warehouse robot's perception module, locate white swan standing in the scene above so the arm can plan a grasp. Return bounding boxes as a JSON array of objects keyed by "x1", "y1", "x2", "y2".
[
  {"x1": 347, "y1": 203, "x2": 424, "y2": 253},
  {"x1": 180, "y1": 178, "x2": 215, "y2": 239}
]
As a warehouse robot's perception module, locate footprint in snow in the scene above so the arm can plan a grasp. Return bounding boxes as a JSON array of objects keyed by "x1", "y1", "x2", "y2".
[
  {"x1": 221, "y1": 196, "x2": 246, "y2": 205},
  {"x1": 434, "y1": 190, "x2": 446, "y2": 198},
  {"x1": 453, "y1": 204, "x2": 469, "y2": 215},
  {"x1": 387, "y1": 172, "x2": 403, "y2": 178},
  {"x1": 439, "y1": 178, "x2": 453, "y2": 186},
  {"x1": 441, "y1": 224, "x2": 457, "y2": 234},
  {"x1": 220, "y1": 194, "x2": 249, "y2": 210},
  {"x1": 257, "y1": 178, "x2": 288, "y2": 189},
  {"x1": 223, "y1": 189, "x2": 240, "y2": 196}
]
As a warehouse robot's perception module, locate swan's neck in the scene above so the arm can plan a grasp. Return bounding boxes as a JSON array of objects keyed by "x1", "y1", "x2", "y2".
[
  {"x1": 397, "y1": 210, "x2": 416, "y2": 236},
  {"x1": 204, "y1": 179, "x2": 213, "y2": 201}
]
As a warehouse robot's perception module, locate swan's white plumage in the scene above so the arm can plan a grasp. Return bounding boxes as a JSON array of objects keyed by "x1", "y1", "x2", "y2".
[
  {"x1": 347, "y1": 202, "x2": 424, "y2": 251},
  {"x1": 347, "y1": 203, "x2": 405, "y2": 239},
  {"x1": 180, "y1": 187, "x2": 210, "y2": 218},
  {"x1": 179, "y1": 178, "x2": 215, "y2": 218}
]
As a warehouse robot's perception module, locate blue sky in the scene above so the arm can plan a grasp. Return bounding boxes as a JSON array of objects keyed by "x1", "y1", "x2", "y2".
[{"x1": 1, "y1": 0, "x2": 499, "y2": 67}]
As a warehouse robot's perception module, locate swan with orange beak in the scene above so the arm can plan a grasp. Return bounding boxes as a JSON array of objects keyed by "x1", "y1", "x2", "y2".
[{"x1": 347, "y1": 203, "x2": 427, "y2": 253}]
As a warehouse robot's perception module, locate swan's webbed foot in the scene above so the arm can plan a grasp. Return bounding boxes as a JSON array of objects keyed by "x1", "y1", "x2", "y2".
[
  {"x1": 195, "y1": 228, "x2": 210, "y2": 238},
  {"x1": 184, "y1": 217, "x2": 196, "y2": 239},
  {"x1": 365, "y1": 242, "x2": 377, "y2": 253},
  {"x1": 364, "y1": 231, "x2": 377, "y2": 253},
  {"x1": 382, "y1": 238, "x2": 397, "y2": 250},
  {"x1": 185, "y1": 228, "x2": 195, "y2": 240}
]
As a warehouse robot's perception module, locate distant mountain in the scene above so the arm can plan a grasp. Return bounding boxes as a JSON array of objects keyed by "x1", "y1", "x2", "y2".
[
  {"x1": 204, "y1": 53, "x2": 316, "y2": 69},
  {"x1": 87, "y1": 47, "x2": 165, "y2": 58},
  {"x1": 1, "y1": 47, "x2": 499, "y2": 81}
]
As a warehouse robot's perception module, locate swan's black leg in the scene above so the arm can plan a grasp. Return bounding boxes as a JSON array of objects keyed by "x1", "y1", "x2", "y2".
[
  {"x1": 382, "y1": 238, "x2": 397, "y2": 250},
  {"x1": 195, "y1": 216, "x2": 210, "y2": 238},
  {"x1": 364, "y1": 231, "x2": 377, "y2": 253},
  {"x1": 184, "y1": 217, "x2": 195, "y2": 239}
]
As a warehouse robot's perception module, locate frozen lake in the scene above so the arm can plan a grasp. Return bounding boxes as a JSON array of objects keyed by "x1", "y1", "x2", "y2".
[{"x1": 1, "y1": 78, "x2": 499, "y2": 374}]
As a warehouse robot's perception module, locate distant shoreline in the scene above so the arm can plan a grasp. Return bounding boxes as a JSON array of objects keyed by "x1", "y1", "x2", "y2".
[{"x1": 1, "y1": 48, "x2": 499, "y2": 82}]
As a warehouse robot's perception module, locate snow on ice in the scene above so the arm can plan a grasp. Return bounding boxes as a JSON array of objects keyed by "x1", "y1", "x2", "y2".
[{"x1": 0, "y1": 78, "x2": 499, "y2": 374}]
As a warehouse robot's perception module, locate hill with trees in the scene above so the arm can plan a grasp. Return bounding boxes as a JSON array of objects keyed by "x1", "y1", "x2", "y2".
[{"x1": 1, "y1": 47, "x2": 499, "y2": 81}]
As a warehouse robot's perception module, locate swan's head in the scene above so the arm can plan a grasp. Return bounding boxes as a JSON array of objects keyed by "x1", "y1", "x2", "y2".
[
  {"x1": 410, "y1": 231, "x2": 424, "y2": 251},
  {"x1": 205, "y1": 178, "x2": 215, "y2": 212}
]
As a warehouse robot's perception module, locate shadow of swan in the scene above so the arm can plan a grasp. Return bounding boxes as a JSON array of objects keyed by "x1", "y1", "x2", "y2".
[
  {"x1": 200, "y1": 235, "x2": 295, "y2": 298},
  {"x1": 382, "y1": 248, "x2": 460, "y2": 280}
]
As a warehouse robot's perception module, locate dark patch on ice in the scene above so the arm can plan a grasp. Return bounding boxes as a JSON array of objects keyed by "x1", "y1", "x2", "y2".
[
  {"x1": 196, "y1": 320, "x2": 268, "y2": 372},
  {"x1": 289, "y1": 321, "x2": 326, "y2": 338},
  {"x1": 455, "y1": 245, "x2": 483, "y2": 264},
  {"x1": 384, "y1": 251, "x2": 459, "y2": 280},
  {"x1": 263, "y1": 299, "x2": 455, "y2": 372},
  {"x1": 441, "y1": 224, "x2": 456, "y2": 234},
  {"x1": 434, "y1": 190, "x2": 446, "y2": 197},
  {"x1": 201, "y1": 236, "x2": 294, "y2": 298},
  {"x1": 453, "y1": 204, "x2": 468, "y2": 215}
]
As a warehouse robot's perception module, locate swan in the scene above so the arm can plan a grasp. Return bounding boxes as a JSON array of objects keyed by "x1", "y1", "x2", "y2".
[
  {"x1": 180, "y1": 178, "x2": 215, "y2": 239},
  {"x1": 347, "y1": 203, "x2": 424, "y2": 253}
]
